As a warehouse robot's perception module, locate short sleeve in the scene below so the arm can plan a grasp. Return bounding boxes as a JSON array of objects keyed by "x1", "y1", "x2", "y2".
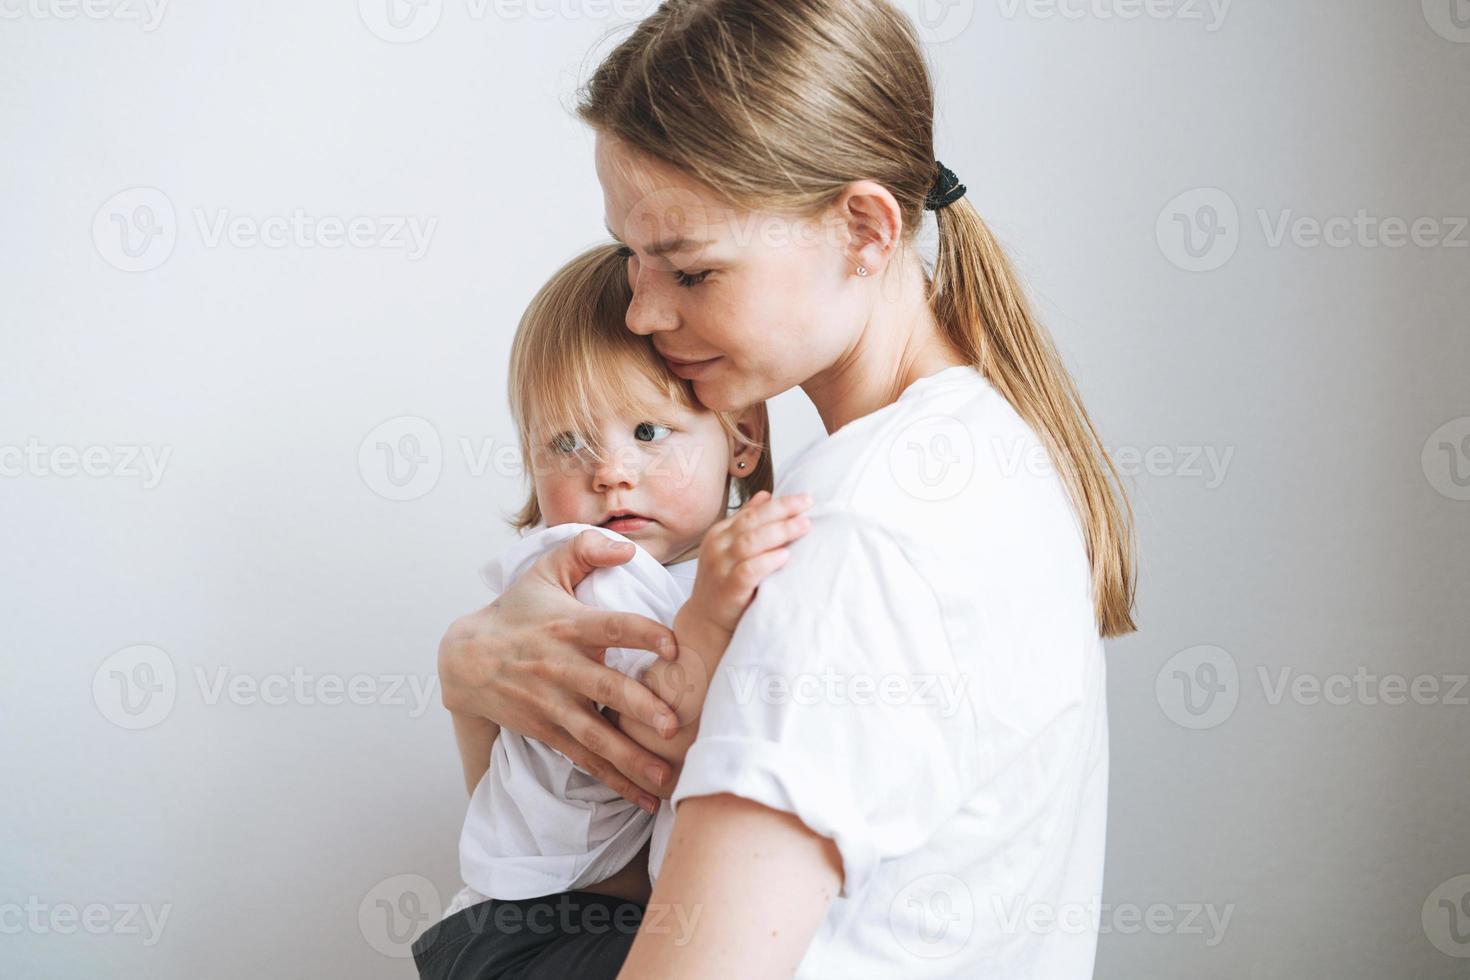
[{"x1": 671, "y1": 511, "x2": 978, "y2": 898}]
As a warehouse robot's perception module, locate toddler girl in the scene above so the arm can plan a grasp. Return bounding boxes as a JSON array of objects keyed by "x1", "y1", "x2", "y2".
[{"x1": 413, "y1": 243, "x2": 811, "y2": 980}]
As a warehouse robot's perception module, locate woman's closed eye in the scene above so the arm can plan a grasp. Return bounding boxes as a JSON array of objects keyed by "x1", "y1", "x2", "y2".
[{"x1": 616, "y1": 244, "x2": 708, "y2": 288}]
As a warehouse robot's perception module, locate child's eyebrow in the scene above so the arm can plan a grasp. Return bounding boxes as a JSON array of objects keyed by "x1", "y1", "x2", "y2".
[{"x1": 605, "y1": 224, "x2": 713, "y2": 258}]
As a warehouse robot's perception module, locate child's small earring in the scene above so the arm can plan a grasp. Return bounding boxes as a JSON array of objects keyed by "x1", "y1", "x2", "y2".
[
  {"x1": 737, "y1": 461, "x2": 747, "y2": 470},
  {"x1": 855, "y1": 265, "x2": 869, "y2": 278}
]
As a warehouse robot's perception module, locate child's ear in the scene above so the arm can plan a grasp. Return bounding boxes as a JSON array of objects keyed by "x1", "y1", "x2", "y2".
[{"x1": 727, "y1": 405, "x2": 765, "y2": 477}]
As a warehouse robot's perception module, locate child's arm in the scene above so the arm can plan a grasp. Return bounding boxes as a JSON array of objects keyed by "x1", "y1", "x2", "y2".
[
  {"x1": 611, "y1": 491, "x2": 813, "y2": 795},
  {"x1": 452, "y1": 712, "x2": 500, "y2": 796}
]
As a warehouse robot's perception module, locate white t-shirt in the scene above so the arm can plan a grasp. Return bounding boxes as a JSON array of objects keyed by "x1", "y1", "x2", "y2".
[
  {"x1": 456, "y1": 523, "x2": 693, "y2": 903},
  {"x1": 671, "y1": 365, "x2": 1109, "y2": 979}
]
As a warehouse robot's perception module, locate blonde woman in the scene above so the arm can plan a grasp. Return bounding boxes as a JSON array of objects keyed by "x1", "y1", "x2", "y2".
[{"x1": 438, "y1": 2, "x2": 1136, "y2": 976}]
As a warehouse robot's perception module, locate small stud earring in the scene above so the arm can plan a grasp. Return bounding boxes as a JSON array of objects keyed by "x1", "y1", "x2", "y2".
[
  {"x1": 856, "y1": 265, "x2": 870, "y2": 277},
  {"x1": 738, "y1": 461, "x2": 747, "y2": 470}
]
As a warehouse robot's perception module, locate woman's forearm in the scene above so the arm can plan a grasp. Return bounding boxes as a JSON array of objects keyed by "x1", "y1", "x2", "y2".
[{"x1": 452, "y1": 710, "x2": 500, "y2": 796}]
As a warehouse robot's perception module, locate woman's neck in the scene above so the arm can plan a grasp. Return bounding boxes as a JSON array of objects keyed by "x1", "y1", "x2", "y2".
[{"x1": 802, "y1": 252, "x2": 968, "y2": 435}]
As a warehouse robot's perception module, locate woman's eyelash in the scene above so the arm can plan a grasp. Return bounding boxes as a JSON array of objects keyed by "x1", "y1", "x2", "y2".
[{"x1": 616, "y1": 244, "x2": 709, "y2": 288}]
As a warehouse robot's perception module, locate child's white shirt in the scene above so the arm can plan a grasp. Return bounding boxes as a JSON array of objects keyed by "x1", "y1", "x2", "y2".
[{"x1": 451, "y1": 522, "x2": 691, "y2": 912}]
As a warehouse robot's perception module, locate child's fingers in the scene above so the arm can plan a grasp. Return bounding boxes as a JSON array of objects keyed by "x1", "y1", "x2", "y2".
[
  {"x1": 735, "y1": 491, "x2": 812, "y2": 529},
  {"x1": 729, "y1": 548, "x2": 792, "y2": 590},
  {"x1": 727, "y1": 512, "x2": 812, "y2": 562}
]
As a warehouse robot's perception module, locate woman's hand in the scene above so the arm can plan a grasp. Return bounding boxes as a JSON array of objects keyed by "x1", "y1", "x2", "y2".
[{"x1": 437, "y1": 529, "x2": 683, "y2": 812}]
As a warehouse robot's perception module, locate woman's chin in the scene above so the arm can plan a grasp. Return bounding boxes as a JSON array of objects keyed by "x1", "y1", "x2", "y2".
[{"x1": 693, "y1": 377, "x2": 761, "y2": 414}]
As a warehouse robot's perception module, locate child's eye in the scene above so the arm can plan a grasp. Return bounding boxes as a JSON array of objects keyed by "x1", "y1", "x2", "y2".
[
  {"x1": 551, "y1": 431, "x2": 584, "y2": 454},
  {"x1": 673, "y1": 269, "x2": 711, "y2": 288},
  {"x1": 634, "y1": 422, "x2": 672, "y2": 443}
]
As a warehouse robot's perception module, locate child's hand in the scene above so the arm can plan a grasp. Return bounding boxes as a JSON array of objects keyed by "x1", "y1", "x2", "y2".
[{"x1": 685, "y1": 490, "x2": 814, "y2": 637}]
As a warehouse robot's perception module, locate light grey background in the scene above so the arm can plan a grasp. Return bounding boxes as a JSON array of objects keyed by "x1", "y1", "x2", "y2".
[{"x1": 2, "y1": 1, "x2": 1467, "y2": 977}]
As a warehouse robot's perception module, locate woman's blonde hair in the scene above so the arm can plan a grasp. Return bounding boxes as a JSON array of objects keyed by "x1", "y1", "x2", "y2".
[
  {"x1": 579, "y1": 0, "x2": 1136, "y2": 635},
  {"x1": 508, "y1": 243, "x2": 773, "y2": 530}
]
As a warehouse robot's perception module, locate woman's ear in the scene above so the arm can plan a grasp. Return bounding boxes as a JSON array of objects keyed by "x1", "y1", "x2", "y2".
[
  {"x1": 728, "y1": 405, "x2": 766, "y2": 477},
  {"x1": 834, "y1": 180, "x2": 905, "y2": 278}
]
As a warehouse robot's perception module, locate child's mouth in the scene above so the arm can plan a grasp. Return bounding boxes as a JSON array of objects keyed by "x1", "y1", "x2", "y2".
[{"x1": 599, "y1": 512, "x2": 654, "y2": 533}]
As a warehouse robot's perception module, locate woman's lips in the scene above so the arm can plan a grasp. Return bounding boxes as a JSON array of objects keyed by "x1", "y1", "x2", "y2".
[{"x1": 663, "y1": 355, "x2": 723, "y2": 380}]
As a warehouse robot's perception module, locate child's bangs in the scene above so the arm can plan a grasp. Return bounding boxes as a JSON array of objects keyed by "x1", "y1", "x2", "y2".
[{"x1": 520, "y1": 327, "x2": 698, "y2": 462}]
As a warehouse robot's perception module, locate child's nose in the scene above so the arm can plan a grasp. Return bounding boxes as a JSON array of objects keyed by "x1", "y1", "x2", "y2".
[{"x1": 591, "y1": 449, "x2": 638, "y2": 493}]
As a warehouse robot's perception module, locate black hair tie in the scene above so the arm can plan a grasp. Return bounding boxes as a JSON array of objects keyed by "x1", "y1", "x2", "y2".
[{"x1": 924, "y1": 161, "x2": 967, "y2": 212}]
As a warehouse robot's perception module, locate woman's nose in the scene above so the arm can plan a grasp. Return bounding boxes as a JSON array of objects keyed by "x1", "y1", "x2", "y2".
[{"x1": 625, "y1": 265, "x2": 678, "y2": 336}]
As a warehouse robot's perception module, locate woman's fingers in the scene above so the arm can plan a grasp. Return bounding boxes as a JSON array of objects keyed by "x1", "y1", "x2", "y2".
[
  {"x1": 540, "y1": 722, "x2": 661, "y2": 814},
  {"x1": 561, "y1": 650, "x2": 680, "y2": 739},
  {"x1": 536, "y1": 528, "x2": 638, "y2": 594},
  {"x1": 561, "y1": 703, "x2": 672, "y2": 804},
  {"x1": 574, "y1": 607, "x2": 678, "y2": 663}
]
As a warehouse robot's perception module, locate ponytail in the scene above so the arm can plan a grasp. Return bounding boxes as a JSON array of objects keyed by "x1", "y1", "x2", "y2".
[{"x1": 933, "y1": 199, "x2": 1137, "y2": 636}]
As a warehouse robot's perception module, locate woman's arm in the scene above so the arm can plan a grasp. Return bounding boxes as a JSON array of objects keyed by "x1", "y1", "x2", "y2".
[
  {"x1": 437, "y1": 529, "x2": 685, "y2": 810},
  {"x1": 617, "y1": 793, "x2": 842, "y2": 979}
]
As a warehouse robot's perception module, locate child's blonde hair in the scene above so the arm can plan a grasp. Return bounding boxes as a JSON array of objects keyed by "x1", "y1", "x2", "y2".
[
  {"x1": 508, "y1": 243, "x2": 773, "y2": 530},
  {"x1": 579, "y1": 0, "x2": 1136, "y2": 636}
]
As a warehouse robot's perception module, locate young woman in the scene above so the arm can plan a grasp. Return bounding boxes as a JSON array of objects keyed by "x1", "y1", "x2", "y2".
[{"x1": 437, "y1": 1, "x2": 1136, "y2": 976}]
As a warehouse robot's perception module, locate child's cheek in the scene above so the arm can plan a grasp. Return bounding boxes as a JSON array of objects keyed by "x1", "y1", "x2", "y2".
[{"x1": 534, "y1": 473, "x2": 584, "y2": 525}]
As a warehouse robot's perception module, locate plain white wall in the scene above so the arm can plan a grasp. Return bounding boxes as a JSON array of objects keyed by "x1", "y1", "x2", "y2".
[{"x1": 3, "y1": 1, "x2": 1467, "y2": 977}]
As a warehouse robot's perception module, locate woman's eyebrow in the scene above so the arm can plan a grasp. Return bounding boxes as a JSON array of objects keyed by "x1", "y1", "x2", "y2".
[{"x1": 605, "y1": 224, "x2": 713, "y2": 257}]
